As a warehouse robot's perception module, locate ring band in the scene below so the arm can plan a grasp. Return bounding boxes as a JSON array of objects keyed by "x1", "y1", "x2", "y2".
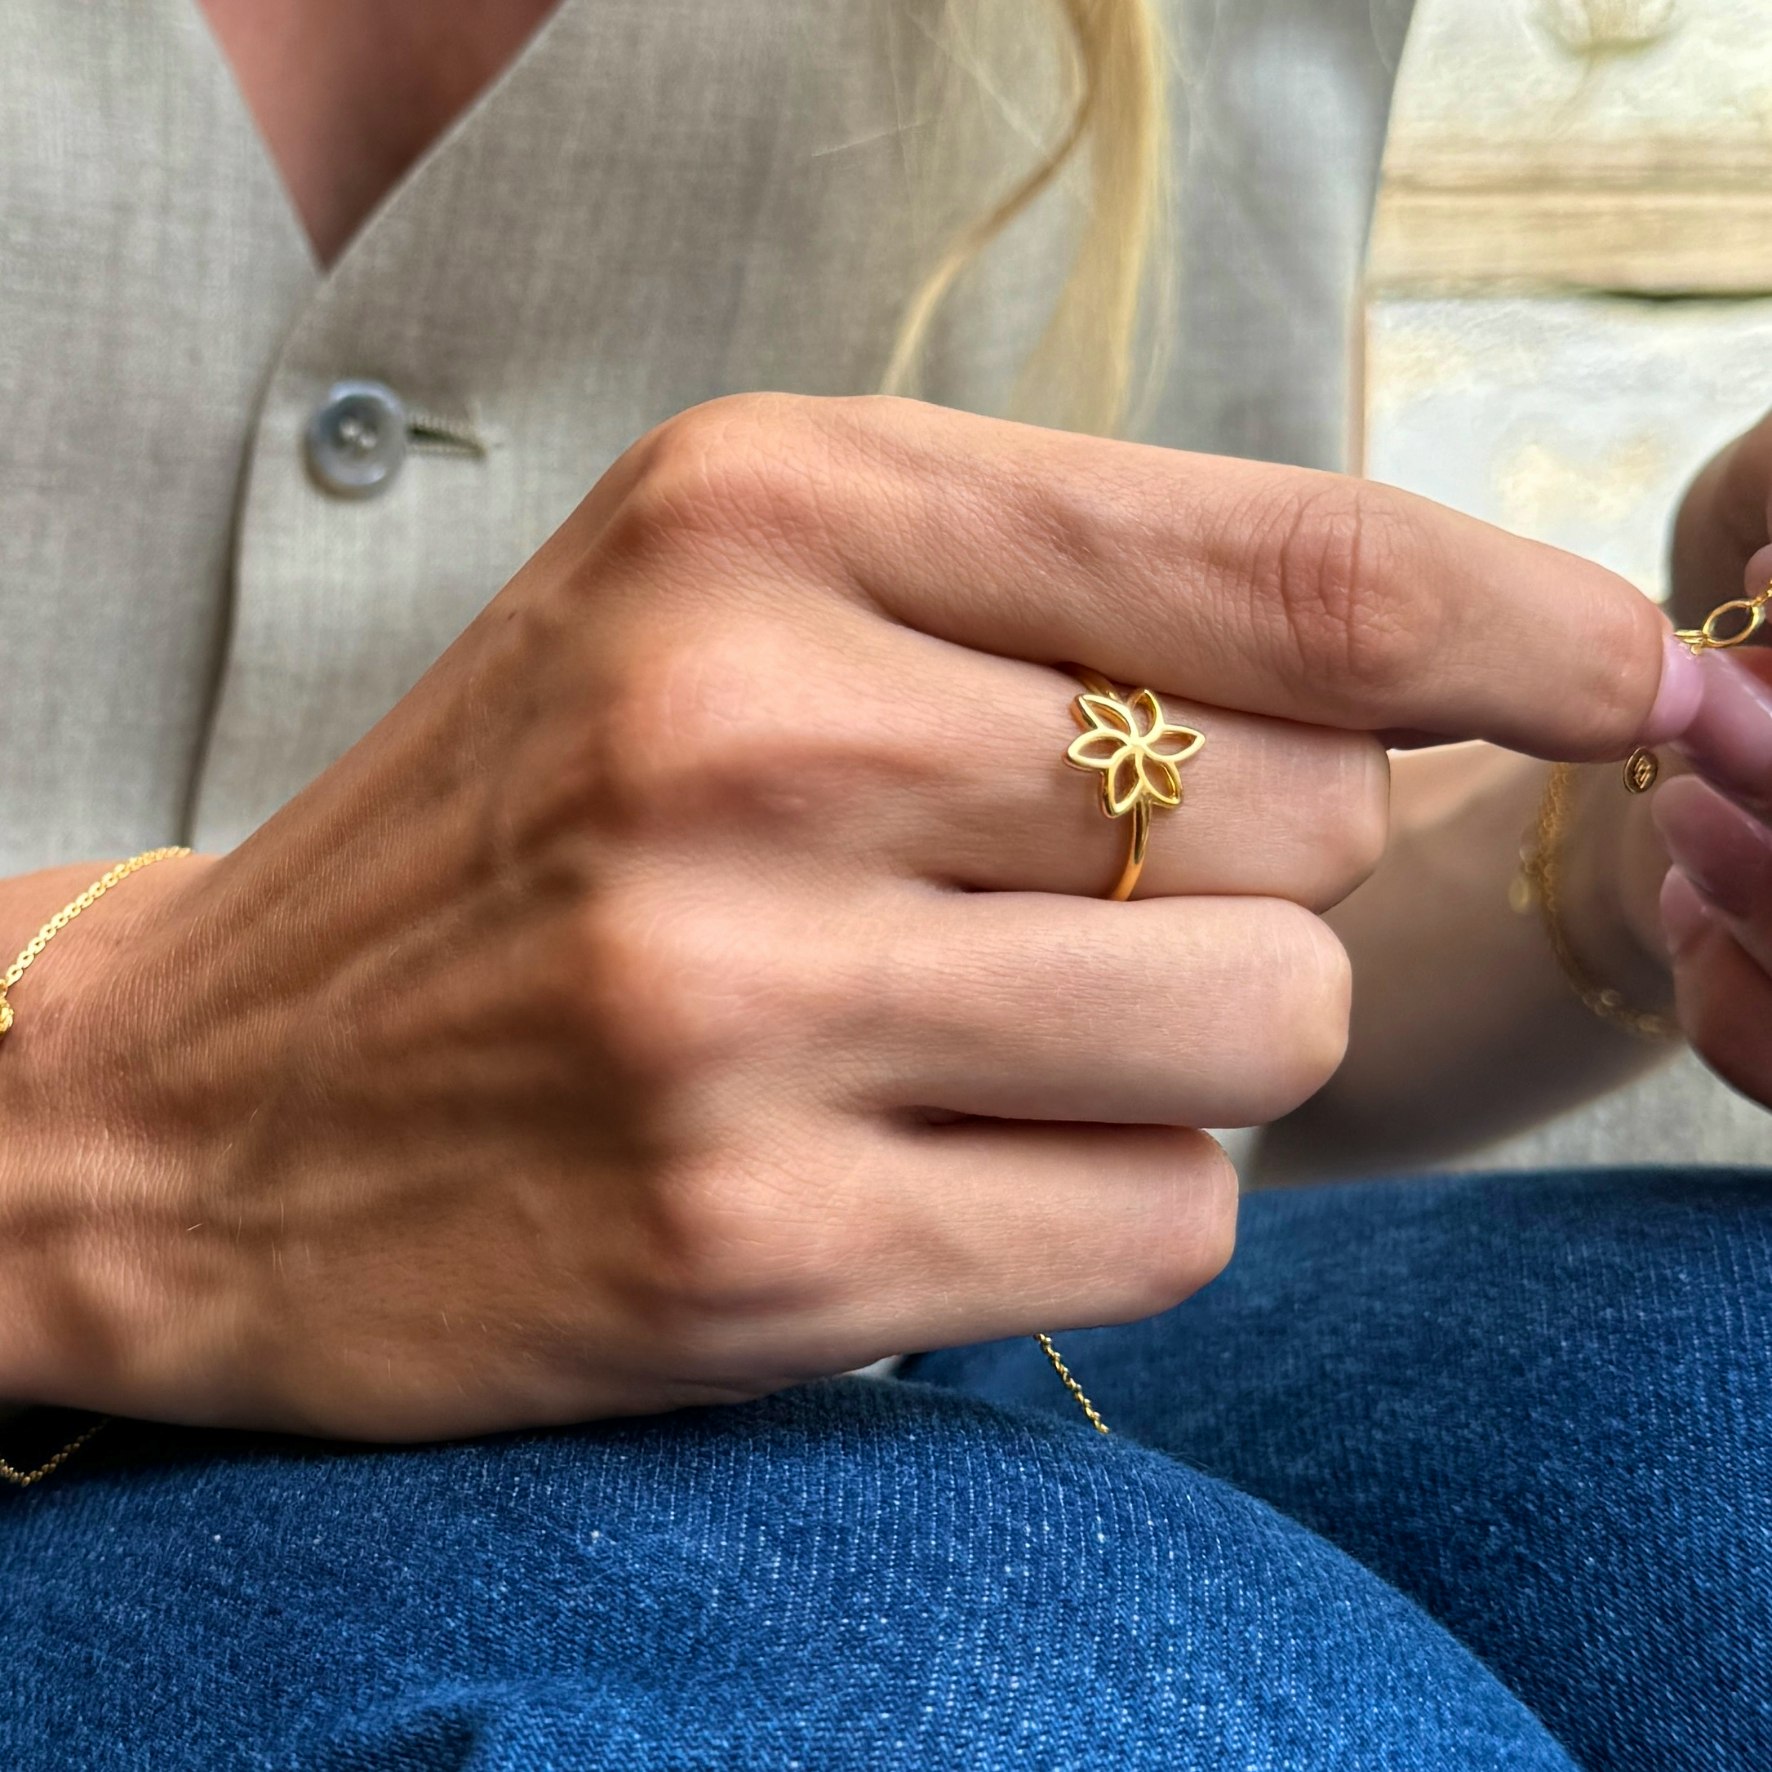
[{"x1": 1064, "y1": 669, "x2": 1205, "y2": 901}]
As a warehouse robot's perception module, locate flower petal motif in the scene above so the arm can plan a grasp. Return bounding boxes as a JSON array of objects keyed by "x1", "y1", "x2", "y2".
[
  {"x1": 1148, "y1": 724, "x2": 1206, "y2": 764},
  {"x1": 1066, "y1": 728, "x2": 1132, "y2": 769},
  {"x1": 1128, "y1": 689, "x2": 1166, "y2": 736},
  {"x1": 1105, "y1": 748, "x2": 1144, "y2": 816},
  {"x1": 1074, "y1": 692, "x2": 1136, "y2": 738},
  {"x1": 1064, "y1": 682, "x2": 1204, "y2": 820},
  {"x1": 1136, "y1": 752, "x2": 1182, "y2": 807}
]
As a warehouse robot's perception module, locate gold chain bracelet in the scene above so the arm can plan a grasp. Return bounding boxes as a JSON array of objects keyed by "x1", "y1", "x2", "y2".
[
  {"x1": 0, "y1": 845, "x2": 190, "y2": 1490},
  {"x1": 1512, "y1": 764, "x2": 1679, "y2": 1040},
  {"x1": 0, "y1": 847, "x2": 190, "y2": 1040}
]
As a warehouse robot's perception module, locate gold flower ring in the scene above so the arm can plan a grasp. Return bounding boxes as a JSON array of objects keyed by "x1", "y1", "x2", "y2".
[{"x1": 1063, "y1": 669, "x2": 1206, "y2": 901}]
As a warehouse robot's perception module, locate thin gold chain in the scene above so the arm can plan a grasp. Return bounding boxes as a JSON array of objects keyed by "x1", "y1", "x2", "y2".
[
  {"x1": 0, "y1": 846, "x2": 190, "y2": 1487},
  {"x1": 1672, "y1": 581, "x2": 1770, "y2": 655},
  {"x1": 0, "y1": 846, "x2": 189, "y2": 1040},
  {"x1": 1513, "y1": 766, "x2": 1679, "y2": 1041},
  {"x1": 0, "y1": 1416, "x2": 109, "y2": 1488},
  {"x1": 1035, "y1": 1333, "x2": 1111, "y2": 1434}
]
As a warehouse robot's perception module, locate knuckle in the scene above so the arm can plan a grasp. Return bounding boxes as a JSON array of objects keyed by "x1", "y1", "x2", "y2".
[
  {"x1": 1017, "y1": 458, "x2": 1135, "y2": 582},
  {"x1": 589, "y1": 629, "x2": 781, "y2": 821},
  {"x1": 1125, "y1": 1133, "x2": 1240, "y2": 1316},
  {"x1": 634, "y1": 1152, "x2": 829, "y2": 1329},
  {"x1": 1259, "y1": 479, "x2": 1434, "y2": 704},
  {"x1": 1236, "y1": 903, "x2": 1353, "y2": 1120},
  {"x1": 585, "y1": 627, "x2": 897, "y2": 839},
  {"x1": 554, "y1": 893, "x2": 769, "y2": 1087},
  {"x1": 606, "y1": 393, "x2": 836, "y2": 569},
  {"x1": 1304, "y1": 736, "x2": 1392, "y2": 907}
]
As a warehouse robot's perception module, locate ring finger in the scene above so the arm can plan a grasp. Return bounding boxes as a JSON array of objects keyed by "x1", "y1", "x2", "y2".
[
  {"x1": 846, "y1": 889, "x2": 1351, "y2": 1129},
  {"x1": 837, "y1": 618, "x2": 1392, "y2": 908}
]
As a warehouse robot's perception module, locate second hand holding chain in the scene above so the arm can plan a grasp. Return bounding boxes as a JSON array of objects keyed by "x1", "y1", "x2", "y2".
[
  {"x1": 1521, "y1": 580, "x2": 1770, "y2": 1035},
  {"x1": 1622, "y1": 579, "x2": 1770, "y2": 795}
]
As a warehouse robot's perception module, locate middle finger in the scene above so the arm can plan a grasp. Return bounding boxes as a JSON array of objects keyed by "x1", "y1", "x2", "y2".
[{"x1": 872, "y1": 624, "x2": 1391, "y2": 908}]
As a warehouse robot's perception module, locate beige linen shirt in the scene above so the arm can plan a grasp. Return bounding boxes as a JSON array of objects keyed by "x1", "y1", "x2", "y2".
[{"x1": 1, "y1": 0, "x2": 1757, "y2": 1170}]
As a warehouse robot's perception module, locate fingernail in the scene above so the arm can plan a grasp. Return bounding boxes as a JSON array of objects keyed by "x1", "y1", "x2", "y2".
[
  {"x1": 1641, "y1": 631, "x2": 1708, "y2": 745},
  {"x1": 1672, "y1": 652, "x2": 1772, "y2": 809},
  {"x1": 1659, "y1": 866, "x2": 1714, "y2": 958},
  {"x1": 1652, "y1": 774, "x2": 1772, "y2": 918}
]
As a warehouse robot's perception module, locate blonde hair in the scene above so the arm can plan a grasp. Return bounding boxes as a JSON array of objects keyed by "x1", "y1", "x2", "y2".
[{"x1": 881, "y1": 0, "x2": 1171, "y2": 438}]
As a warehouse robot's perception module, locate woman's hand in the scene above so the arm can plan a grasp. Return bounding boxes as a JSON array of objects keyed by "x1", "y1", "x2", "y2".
[{"x1": 6, "y1": 395, "x2": 1690, "y2": 1441}]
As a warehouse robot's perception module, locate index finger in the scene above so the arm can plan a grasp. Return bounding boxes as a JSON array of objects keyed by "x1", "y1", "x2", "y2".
[{"x1": 798, "y1": 398, "x2": 1702, "y2": 758}]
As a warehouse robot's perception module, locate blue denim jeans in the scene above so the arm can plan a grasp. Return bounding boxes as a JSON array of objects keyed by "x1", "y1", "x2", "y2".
[{"x1": 3, "y1": 1168, "x2": 1768, "y2": 1770}]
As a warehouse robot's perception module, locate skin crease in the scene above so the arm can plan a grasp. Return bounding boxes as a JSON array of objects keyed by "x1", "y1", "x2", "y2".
[{"x1": 0, "y1": 7, "x2": 1764, "y2": 1441}]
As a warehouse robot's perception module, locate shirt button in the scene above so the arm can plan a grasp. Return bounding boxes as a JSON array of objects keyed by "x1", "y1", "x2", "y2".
[{"x1": 304, "y1": 379, "x2": 409, "y2": 498}]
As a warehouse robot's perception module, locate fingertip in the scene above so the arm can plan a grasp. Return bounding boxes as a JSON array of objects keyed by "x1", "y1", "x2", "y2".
[
  {"x1": 1671, "y1": 650, "x2": 1772, "y2": 811},
  {"x1": 1648, "y1": 769, "x2": 1721, "y2": 842},
  {"x1": 1640, "y1": 630, "x2": 1707, "y2": 746},
  {"x1": 1659, "y1": 866, "x2": 1714, "y2": 959}
]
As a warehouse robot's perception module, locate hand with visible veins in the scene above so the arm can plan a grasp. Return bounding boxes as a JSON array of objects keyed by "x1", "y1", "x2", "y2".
[{"x1": 0, "y1": 394, "x2": 1700, "y2": 1441}]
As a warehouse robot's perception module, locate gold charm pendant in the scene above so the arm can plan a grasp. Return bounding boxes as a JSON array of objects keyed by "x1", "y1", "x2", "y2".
[{"x1": 1626, "y1": 580, "x2": 1769, "y2": 794}]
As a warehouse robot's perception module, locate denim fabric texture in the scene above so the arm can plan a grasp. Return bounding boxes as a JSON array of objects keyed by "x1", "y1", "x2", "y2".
[
  {"x1": 908, "y1": 1166, "x2": 1772, "y2": 1772},
  {"x1": 2, "y1": 1167, "x2": 1766, "y2": 1770}
]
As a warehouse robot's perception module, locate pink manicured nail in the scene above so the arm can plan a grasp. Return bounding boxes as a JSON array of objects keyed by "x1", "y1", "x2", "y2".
[
  {"x1": 1641, "y1": 631, "x2": 1708, "y2": 745},
  {"x1": 1652, "y1": 774, "x2": 1772, "y2": 919},
  {"x1": 1672, "y1": 653, "x2": 1772, "y2": 810},
  {"x1": 1659, "y1": 866, "x2": 1715, "y2": 957}
]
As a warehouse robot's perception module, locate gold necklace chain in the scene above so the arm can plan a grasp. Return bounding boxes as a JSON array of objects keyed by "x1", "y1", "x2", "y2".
[
  {"x1": 1514, "y1": 763, "x2": 1680, "y2": 1040},
  {"x1": 0, "y1": 846, "x2": 189, "y2": 1488},
  {"x1": 0, "y1": 1416, "x2": 109, "y2": 1488},
  {"x1": 1035, "y1": 1333, "x2": 1111, "y2": 1434},
  {"x1": 1529, "y1": 581, "x2": 1770, "y2": 1032}
]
